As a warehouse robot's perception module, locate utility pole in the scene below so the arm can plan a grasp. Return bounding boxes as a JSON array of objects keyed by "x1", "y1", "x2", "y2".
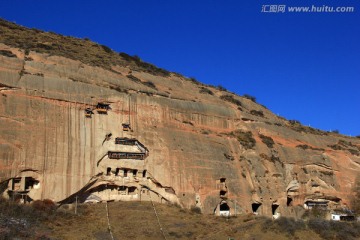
[
  {"x1": 235, "y1": 200, "x2": 237, "y2": 216},
  {"x1": 75, "y1": 196, "x2": 78, "y2": 215}
]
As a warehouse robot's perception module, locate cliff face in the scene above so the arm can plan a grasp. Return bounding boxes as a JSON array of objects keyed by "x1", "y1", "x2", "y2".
[{"x1": 0, "y1": 20, "x2": 360, "y2": 218}]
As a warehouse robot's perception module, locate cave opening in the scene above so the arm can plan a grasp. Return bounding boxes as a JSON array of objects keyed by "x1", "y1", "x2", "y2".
[
  {"x1": 24, "y1": 177, "x2": 39, "y2": 190},
  {"x1": 252, "y1": 203, "x2": 261, "y2": 213},
  {"x1": 220, "y1": 202, "x2": 230, "y2": 211},
  {"x1": 287, "y1": 197, "x2": 293, "y2": 206},
  {"x1": 272, "y1": 204, "x2": 279, "y2": 215}
]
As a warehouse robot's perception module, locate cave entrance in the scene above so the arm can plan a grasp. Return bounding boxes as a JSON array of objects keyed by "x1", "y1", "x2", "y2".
[
  {"x1": 219, "y1": 201, "x2": 230, "y2": 217},
  {"x1": 106, "y1": 167, "x2": 111, "y2": 176},
  {"x1": 128, "y1": 186, "x2": 137, "y2": 195},
  {"x1": 272, "y1": 204, "x2": 280, "y2": 219},
  {"x1": 252, "y1": 203, "x2": 261, "y2": 214},
  {"x1": 287, "y1": 197, "x2": 293, "y2": 206},
  {"x1": 272, "y1": 204, "x2": 279, "y2": 215}
]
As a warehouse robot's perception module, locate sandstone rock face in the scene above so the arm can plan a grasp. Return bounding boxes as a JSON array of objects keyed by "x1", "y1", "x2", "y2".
[{"x1": 1, "y1": 33, "x2": 360, "y2": 218}]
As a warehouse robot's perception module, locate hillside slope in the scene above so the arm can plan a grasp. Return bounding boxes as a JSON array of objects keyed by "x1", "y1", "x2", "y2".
[{"x1": 0, "y1": 18, "x2": 359, "y2": 218}]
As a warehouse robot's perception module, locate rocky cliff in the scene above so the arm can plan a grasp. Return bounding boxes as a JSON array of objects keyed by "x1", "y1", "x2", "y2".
[{"x1": 0, "y1": 19, "x2": 359, "y2": 218}]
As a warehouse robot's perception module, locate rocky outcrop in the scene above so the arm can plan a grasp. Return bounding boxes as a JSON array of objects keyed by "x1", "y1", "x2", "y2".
[{"x1": 0, "y1": 20, "x2": 360, "y2": 218}]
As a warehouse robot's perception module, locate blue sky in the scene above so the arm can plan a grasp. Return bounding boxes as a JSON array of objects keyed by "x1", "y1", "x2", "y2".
[{"x1": 1, "y1": 0, "x2": 359, "y2": 136}]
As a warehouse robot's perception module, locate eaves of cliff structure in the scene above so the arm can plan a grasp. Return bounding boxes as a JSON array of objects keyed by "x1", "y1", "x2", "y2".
[{"x1": 0, "y1": 18, "x2": 359, "y2": 218}]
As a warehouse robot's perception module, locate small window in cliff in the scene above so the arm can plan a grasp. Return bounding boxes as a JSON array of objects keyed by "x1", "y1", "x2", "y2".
[
  {"x1": 220, "y1": 190, "x2": 227, "y2": 198},
  {"x1": 142, "y1": 170, "x2": 147, "y2": 178},
  {"x1": 106, "y1": 167, "x2": 111, "y2": 176},
  {"x1": 133, "y1": 169, "x2": 138, "y2": 177},
  {"x1": 128, "y1": 187, "x2": 137, "y2": 195},
  {"x1": 287, "y1": 197, "x2": 293, "y2": 206},
  {"x1": 272, "y1": 204, "x2": 279, "y2": 215},
  {"x1": 115, "y1": 168, "x2": 120, "y2": 176},
  {"x1": 122, "y1": 123, "x2": 131, "y2": 131},
  {"x1": 252, "y1": 203, "x2": 261, "y2": 214},
  {"x1": 24, "y1": 177, "x2": 39, "y2": 190},
  {"x1": 124, "y1": 169, "x2": 128, "y2": 177},
  {"x1": 85, "y1": 108, "x2": 94, "y2": 118},
  {"x1": 220, "y1": 178, "x2": 226, "y2": 183},
  {"x1": 96, "y1": 102, "x2": 111, "y2": 114},
  {"x1": 12, "y1": 178, "x2": 21, "y2": 191}
]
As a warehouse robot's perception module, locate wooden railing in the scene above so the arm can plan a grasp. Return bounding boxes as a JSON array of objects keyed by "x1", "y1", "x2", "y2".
[{"x1": 108, "y1": 151, "x2": 146, "y2": 160}]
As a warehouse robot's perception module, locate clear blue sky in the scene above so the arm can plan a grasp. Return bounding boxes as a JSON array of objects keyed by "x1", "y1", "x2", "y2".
[{"x1": 1, "y1": 0, "x2": 359, "y2": 136}]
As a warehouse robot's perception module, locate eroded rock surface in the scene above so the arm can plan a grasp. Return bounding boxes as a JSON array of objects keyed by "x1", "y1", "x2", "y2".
[{"x1": 0, "y1": 20, "x2": 360, "y2": 217}]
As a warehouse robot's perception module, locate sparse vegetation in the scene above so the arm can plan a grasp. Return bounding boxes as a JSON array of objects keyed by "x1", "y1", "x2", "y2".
[
  {"x1": 220, "y1": 94, "x2": 242, "y2": 107},
  {"x1": 127, "y1": 74, "x2": 142, "y2": 83},
  {"x1": 0, "y1": 19, "x2": 170, "y2": 77},
  {"x1": 188, "y1": 77, "x2": 201, "y2": 85},
  {"x1": 296, "y1": 144, "x2": 324, "y2": 151},
  {"x1": 260, "y1": 153, "x2": 282, "y2": 165},
  {"x1": 328, "y1": 140, "x2": 360, "y2": 156},
  {"x1": 1, "y1": 199, "x2": 353, "y2": 239},
  {"x1": 190, "y1": 205, "x2": 202, "y2": 214},
  {"x1": 224, "y1": 153, "x2": 235, "y2": 161},
  {"x1": 250, "y1": 109, "x2": 264, "y2": 117},
  {"x1": 308, "y1": 218, "x2": 360, "y2": 240},
  {"x1": 100, "y1": 44, "x2": 112, "y2": 53},
  {"x1": 0, "y1": 198, "x2": 65, "y2": 239},
  {"x1": 259, "y1": 134, "x2": 275, "y2": 148},
  {"x1": 263, "y1": 216, "x2": 360, "y2": 240},
  {"x1": 289, "y1": 119, "x2": 301, "y2": 125},
  {"x1": 199, "y1": 87, "x2": 214, "y2": 95},
  {"x1": 262, "y1": 217, "x2": 305, "y2": 236},
  {"x1": 287, "y1": 119, "x2": 328, "y2": 136},
  {"x1": 243, "y1": 94, "x2": 256, "y2": 102},
  {"x1": 319, "y1": 170, "x2": 334, "y2": 176},
  {"x1": 351, "y1": 175, "x2": 360, "y2": 216},
  {"x1": 182, "y1": 120, "x2": 194, "y2": 126},
  {"x1": 229, "y1": 130, "x2": 256, "y2": 149},
  {"x1": 143, "y1": 81, "x2": 157, "y2": 90},
  {"x1": 200, "y1": 129, "x2": 210, "y2": 135},
  {"x1": 0, "y1": 49, "x2": 17, "y2": 58},
  {"x1": 217, "y1": 85, "x2": 227, "y2": 91}
]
